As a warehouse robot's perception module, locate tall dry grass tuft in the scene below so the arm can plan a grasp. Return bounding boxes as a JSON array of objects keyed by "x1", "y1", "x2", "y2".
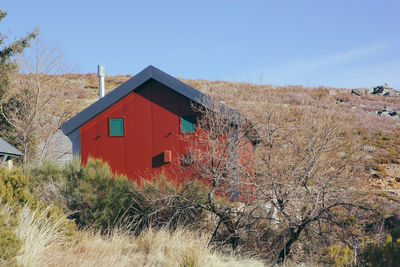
[
  {"x1": 12, "y1": 204, "x2": 264, "y2": 266},
  {"x1": 14, "y1": 204, "x2": 70, "y2": 266}
]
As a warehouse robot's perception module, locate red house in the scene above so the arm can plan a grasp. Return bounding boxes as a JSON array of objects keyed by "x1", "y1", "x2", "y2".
[{"x1": 60, "y1": 66, "x2": 257, "y2": 192}]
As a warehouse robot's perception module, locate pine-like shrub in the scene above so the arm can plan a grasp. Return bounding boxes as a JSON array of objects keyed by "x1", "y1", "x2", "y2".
[
  {"x1": 64, "y1": 158, "x2": 137, "y2": 229},
  {"x1": 0, "y1": 167, "x2": 33, "y2": 205}
]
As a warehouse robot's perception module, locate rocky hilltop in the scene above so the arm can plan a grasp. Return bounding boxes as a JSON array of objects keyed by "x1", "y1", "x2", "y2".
[{"x1": 352, "y1": 83, "x2": 400, "y2": 97}]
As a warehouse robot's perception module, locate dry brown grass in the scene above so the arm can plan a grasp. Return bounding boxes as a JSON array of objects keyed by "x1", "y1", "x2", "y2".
[
  {"x1": 12, "y1": 204, "x2": 265, "y2": 267},
  {"x1": 180, "y1": 78, "x2": 400, "y2": 134}
]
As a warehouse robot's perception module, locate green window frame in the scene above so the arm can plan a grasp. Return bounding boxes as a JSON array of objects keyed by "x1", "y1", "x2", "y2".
[
  {"x1": 181, "y1": 116, "x2": 196, "y2": 133},
  {"x1": 109, "y1": 118, "x2": 125, "y2": 136}
]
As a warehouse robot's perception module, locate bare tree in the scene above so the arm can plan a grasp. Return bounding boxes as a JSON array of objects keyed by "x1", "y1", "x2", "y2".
[
  {"x1": 126, "y1": 99, "x2": 372, "y2": 263},
  {"x1": 252, "y1": 105, "x2": 372, "y2": 263},
  {"x1": 179, "y1": 102, "x2": 372, "y2": 262},
  {"x1": 0, "y1": 38, "x2": 76, "y2": 163}
]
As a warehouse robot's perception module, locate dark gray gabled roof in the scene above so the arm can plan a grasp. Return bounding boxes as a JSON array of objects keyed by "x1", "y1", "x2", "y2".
[
  {"x1": 60, "y1": 65, "x2": 244, "y2": 136},
  {"x1": 0, "y1": 136, "x2": 23, "y2": 157}
]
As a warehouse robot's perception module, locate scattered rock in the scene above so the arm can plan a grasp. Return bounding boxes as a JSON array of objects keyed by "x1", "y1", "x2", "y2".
[
  {"x1": 363, "y1": 145, "x2": 376, "y2": 152},
  {"x1": 375, "y1": 106, "x2": 400, "y2": 118},
  {"x1": 372, "y1": 173, "x2": 382, "y2": 179},
  {"x1": 351, "y1": 88, "x2": 365, "y2": 96}
]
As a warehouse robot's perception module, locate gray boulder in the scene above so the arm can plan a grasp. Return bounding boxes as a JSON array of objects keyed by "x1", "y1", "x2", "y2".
[{"x1": 351, "y1": 88, "x2": 364, "y2": 96}]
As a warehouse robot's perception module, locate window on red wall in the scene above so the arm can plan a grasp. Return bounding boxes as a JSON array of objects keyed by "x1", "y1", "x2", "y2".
[
  {"x1": 109, "y1": 118, "x2": 125, "y2": 136},
  {"x1": 181, "y1": 116, "x2": 196, "y2": 133}
]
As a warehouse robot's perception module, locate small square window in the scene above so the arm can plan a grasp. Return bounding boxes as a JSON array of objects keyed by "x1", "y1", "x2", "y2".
[
  {"x1": 109, "y1": 118, "x2": 124, "y2": 136},
  {"x1": 181, "y1": 116, "x2": 195, "y2": 133}
]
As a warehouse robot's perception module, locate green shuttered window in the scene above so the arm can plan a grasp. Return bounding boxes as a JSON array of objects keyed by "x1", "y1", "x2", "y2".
[
  {"x1": 181, "y1": 116, "x2": 195, "y2": 133},
  {"x1": 109, "y1": 118, "x2": 124, "y2": 136}
]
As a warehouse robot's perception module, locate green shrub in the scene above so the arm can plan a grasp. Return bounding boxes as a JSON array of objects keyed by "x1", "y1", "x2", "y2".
[
  {"x1": 0, "y1": 167, "x2": 33, "y2": 205},
  {"x1": 324, "y1": 244, "x2": 353, "y2": 267},
  {"x1": 361, "y1": 234, "x2": 400, "y2": 267},
  {"x1": 0, "y1": 211, "x2": 21, "y2": 265},
  {"x1": 64, "y1": 158, "x2": 137, "y2": 229}
]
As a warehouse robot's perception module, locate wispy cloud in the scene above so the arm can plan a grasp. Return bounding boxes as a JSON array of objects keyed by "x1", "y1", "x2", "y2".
[
  {"x1": 256, "y1": 42, "x2": 394, "y2": 84},
  {"x1": 292, "y1": 43, "x2": 392, "y2": 72}
]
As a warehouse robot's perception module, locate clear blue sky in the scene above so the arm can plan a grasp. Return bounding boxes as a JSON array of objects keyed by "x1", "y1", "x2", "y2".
[{"x1": 1, "y1": 0, "x2": 399, "y2": 88}]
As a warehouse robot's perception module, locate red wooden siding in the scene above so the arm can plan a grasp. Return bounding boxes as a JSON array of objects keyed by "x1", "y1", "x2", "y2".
[{"x1": 80, "y1": 80, "x2": 197, "y2": 183}]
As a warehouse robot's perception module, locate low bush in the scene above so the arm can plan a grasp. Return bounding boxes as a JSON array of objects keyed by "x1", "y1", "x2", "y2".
[
  {"x1": 26, "y1": 160, "x2": 68, "y2": 209},
  {"x1": 0, "y1": 167, "x2": 33, "y2": 205},
  {"x1": 324, "y1": 244, "x2": 353, "y2": 267},
  {"x1": 129, "y1": 175, "x2": 208, "y2": 232},
  {"x1": 64, "y1": 158, "x2": 136, "y2": 229},
  {"x1": 0, "y1": 166, "x2": 76, "y2": 264},
  {"x1": 360, "y1": 234, "x2": 400, "y2": 267},
  {"x1": 0, "y1": 209, "x2": 21, "y2": 266},
  {"x1": 62, "y1": 158, "x2": 208, "y2": 232},
  {"x1": 26, "y1": 158, "x2": 208, "y2": 233}
]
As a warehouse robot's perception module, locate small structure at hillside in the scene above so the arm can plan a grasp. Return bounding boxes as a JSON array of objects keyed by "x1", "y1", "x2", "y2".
[
  {"x1": 60, "y1": 66, "x2": 257, "y2": 193},
  {"x1": 0, "y1": 136, "x2": 23, "y2": 169}
]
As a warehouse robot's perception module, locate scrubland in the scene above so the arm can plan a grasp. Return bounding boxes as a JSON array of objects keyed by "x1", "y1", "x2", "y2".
[{"x1": 2, "y1": 73, "x2": 400, "y2": 266}]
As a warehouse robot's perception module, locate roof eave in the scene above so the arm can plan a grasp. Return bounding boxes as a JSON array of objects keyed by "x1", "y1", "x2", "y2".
[{"x1": 0, "y1": 152, "x2": 23, "y2": 157}]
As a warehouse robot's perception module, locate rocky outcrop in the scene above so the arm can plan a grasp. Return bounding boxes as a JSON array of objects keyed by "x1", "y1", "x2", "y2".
[
  {"x1": 351, "y1": 84, "x2": 400, "y2": 97},
  {"x1": 369, "y1": 83, "x2": 400, "y2": 97}
]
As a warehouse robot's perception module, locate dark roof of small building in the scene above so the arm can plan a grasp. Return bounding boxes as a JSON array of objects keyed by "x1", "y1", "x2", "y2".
[
  {"x1": 60, "y1": 65, "x2": 244, "y2": 136},
  {"x1": 0, "y1": 136, "x2": 23, "y2": 157}
]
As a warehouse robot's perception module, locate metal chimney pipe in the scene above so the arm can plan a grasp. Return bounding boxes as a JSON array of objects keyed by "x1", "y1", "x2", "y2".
[{"x1": 98, "y1": 65, "x2": 105, "y2": 98}]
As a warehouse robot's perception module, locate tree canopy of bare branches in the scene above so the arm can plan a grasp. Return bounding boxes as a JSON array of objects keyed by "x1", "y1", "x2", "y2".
[
  {"x1": 145, "y1": 101, "x2": 373, "y2": 263},
  {"x1": 252, "y1": 104, "x2": 371, "y2": 263},
  {"x1": 0, "y1": 39, "x2": 78, "y2": 163}
]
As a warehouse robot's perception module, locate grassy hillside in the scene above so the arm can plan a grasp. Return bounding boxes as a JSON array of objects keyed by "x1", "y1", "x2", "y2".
[{"x1": 2, "y1": 73, "x2": 400, "y2": 266}]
